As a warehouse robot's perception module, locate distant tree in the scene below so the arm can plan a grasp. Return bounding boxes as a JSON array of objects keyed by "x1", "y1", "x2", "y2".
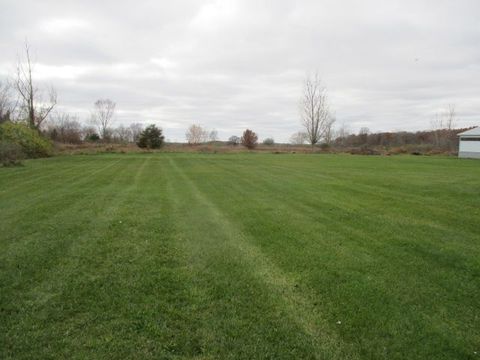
[
  {"x1": 228, "y1": 135, "x2": 240, "y2": 146},
  {"x1": 91, "y1": 99, "x2": 116, "y2": 140},
  {"x1": 186, "y1": 124, "x2": 208, "y2": 144},
  {"x1": 300, "y1": 73, "x2": 331, "y2": 147},
  {"x1": 334, "y1": 122, "x2": 351, "y2": 147},
  {"x1": 15, "y1": 42, "x2": 56, "y2": 129},
  {"x1": 82, "y1": 125, "x2": 99, "y2": 142},
  {"x1": 431, "y1": 104, "x2": 457, "y2": 148},
  {"x1": 241, "y1": 129, "x2": 258, "y2": 149},
  {"x1": 358, "y1": 127, "x2": 370, "y2": 146},
  {"x1": 209, "y1": 129, "x2": 219, "y2": 142},
  {"x1": 114, "y1": 125, "x2": 132, "y2": 143},
  {"x1": 290, "y1": 131, "x2": 308, "y2": 145},
  {"x1": 86, "y1": 133, "x2": 100, "y2": 142},
  {"x1": 129, "y1": 123, "x2": 143, "y2": 143},
  {"x1": 263, "y1": 137, "x2": 275, "y2": 146},
  {"x1": 137, "y1": 124, "x2": 164, "y2": 149},
  {"x1": 47, "y1": 112, "x2": 82, "y2": 143},
  {"x1": 0, "y1": 81, "x2": 16, "y2": 124}
]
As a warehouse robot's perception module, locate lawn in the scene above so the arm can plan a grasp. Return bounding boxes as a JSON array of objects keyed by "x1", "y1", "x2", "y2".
[{"x1": 1, "y1": 153, "x2": 479, "y2": 359}]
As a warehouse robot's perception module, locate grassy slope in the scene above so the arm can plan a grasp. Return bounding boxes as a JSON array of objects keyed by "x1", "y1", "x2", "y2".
[{"x1": 0, "y1": 153, "x2": 479, "y2": 359}]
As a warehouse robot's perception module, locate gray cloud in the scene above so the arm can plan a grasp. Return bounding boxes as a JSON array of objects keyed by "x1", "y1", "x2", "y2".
[{"x1": 1, "y1": 0, "x2": 479, "y2": 141}]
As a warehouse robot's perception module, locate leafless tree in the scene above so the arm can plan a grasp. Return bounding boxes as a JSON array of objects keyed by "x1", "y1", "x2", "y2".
[
  {"x1": 300, "y1": 73, "x2": 331, "y2": 147},
  {"x1": 431, "y1": 104, "x2": 456, "y2": 130},
  {"x1": 209, "y1": 129, "x2": 218, "y2": 142},
  {"x1": 0, "y1": 80, "x2": 16, "y2": 123},
  {"x1": 82, "y1": 125, "x2": 99, "y2": 141},
  {"x1": 323, "y1": 115, "x2": 336, "y2": 145},
  {"x1": 91, "y1": 99, "x2": 116, "y2": 140},
  {"x1": 289, "y1": 131, "x2": 308, "y2": 145},
  {"x1": 15, "y1": 42, "x2": 57, "y2": 129},
  {"x1": 334, "y1": 122, "x2": 351, "y2": 146},
  {"x1": 186, "y1": 124, "x2": 208, "y2": 144},
  {"x1": 114, "y1": 125, "x2": 133, "y2": 143},
  {"x1": 430, "y1": 104, "x2": 457, "y2": 148},
  {"x1": 228, "y1": 135, "x2": 240, "y2": 146},
  {"x1": 47, "y1": 112, "x2": 82, "y2": 143},
  {"x1": 129, "y1": 123, "x2": 144, "y2": 142}
]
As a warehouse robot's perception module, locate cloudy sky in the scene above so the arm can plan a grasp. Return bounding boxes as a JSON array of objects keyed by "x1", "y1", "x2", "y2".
[{"x1": 1, "y1": 0, "x2": 479, "y2": 141}]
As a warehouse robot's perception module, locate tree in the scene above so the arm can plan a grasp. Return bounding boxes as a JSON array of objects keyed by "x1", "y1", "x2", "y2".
[
  {"x1": 137, "y1": 124, "x2": 164, "y2": 149},
  {"x1": 129, "y1": 123, "x2": 144, "y2": 143},
  {"x1": 241, "y1": 129, "x2": 258, "y2": 149},
  {"x1": 91, "y1": 99, "x2": 116, "y2": 140},
  {"x1": 114, "y1": 125, "x2": 133, "y2": 143},
  {"x1": 431, "y1": 104, "x2": 456, "y2": 131},
  {"x1": 263, "y1": 138, "x2": 275, "y2": 146},
  {"x1": 300, "y1": 73, "x2": 331, "y2": 147},
  {"x1": 82, "y1": 126, "x2": 99, "y2": 142},
  {"x1": 47, "y1": 112, "x2": 82, "y2": 144},
  {"x1": 290, "y1": 131, "x2": 308, "y2": 145},
  {"x1": 431, "y1": 104, "x2": 457, "y2": 148},
  {"x1": 0, "y1": 81, "x2": 16, "y2": 124},
  {"x1": 15, "y1": 42, "x2": 57, "y2": 129},
  {"x1": 186, "y1": 124, "x2": 208, "y2": 144},
  {"x1": 228, "y1": 135, "x2": 240, "y2": 146},
  {"x1": 209, "y1": 129, "x2": 219, "y2": 142},
  {"x1": 334, "y1": 122, "x2": 351, "y2": 147}
]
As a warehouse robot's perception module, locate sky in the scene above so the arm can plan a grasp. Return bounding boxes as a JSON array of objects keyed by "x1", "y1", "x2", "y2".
[{"x1": 0, "y1": 0, "x2": 479, "y2": 142}]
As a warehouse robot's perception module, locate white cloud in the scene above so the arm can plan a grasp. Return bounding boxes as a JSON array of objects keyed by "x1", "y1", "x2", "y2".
[{"x1": 40, "y1": 18, "x2": 91, "y2": 35}]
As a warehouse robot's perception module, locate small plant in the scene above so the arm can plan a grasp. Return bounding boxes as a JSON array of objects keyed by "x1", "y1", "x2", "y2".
[
  {"x1": 137, "y1": 124, "x2": 165, "y2": 149},
  {"x1": 0, "y1": 141, "x2": 25, "y2": 166},
  {"x1": 241, "y1": 129, "x2": 258, "y2": 149}
]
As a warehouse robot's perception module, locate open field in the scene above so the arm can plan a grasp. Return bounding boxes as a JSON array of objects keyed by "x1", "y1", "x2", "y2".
[{"x1": 1, "y1": 153, "x2": 479, "y2": 359}]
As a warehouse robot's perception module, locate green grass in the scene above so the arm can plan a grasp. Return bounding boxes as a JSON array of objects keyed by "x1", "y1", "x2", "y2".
[{"x1": 1, "y1": 153, "x2": 479, "y2": 359}]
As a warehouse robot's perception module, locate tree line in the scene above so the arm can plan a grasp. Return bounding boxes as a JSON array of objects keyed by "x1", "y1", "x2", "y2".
[{"x1": 1, "y1": 42, "x2": 469, "y2": 162}]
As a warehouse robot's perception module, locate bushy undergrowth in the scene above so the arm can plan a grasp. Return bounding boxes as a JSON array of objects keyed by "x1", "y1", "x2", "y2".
[{"x1": 0, "y1": 122, "x2": 52, "y2": 158}]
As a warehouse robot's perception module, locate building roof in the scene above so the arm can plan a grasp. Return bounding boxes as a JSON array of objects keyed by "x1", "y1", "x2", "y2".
[{"x1": 458, "y1": 127, "x2": 480, "y2": 137}]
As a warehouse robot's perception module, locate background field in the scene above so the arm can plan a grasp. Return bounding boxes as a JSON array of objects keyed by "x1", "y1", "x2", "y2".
[{"x1": 1, "y1": 153, "x2": 479, "y2": 359}]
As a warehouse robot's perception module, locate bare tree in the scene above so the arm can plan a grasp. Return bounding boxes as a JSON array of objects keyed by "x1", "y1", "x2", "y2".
[
  {"x1": 228, "y1": 135, "x2": 240, "y2": 146},
  {"x1": 430, "y1": 104, "x2": 457, "y2": 148},
  {"x1": 186, "y1": 124, "x2": 208, "y2": 144},
  {"x1": 431, "y1": 104, "x2": 456, "y2": 130},
  {"x1": 47, "y1": 112, "x2": 82, "y2": 143},
  {"x1": 289, "y1": 131, "x2": 308, "y2": 145},
  {"x1": 209, "y1": 129, "x2": 218, "y2": 142},
  {"x1": 15, "y1": 42, "x2": 57, "y2": 129},
  {"x1": 129, "y1": 123, "x2": 144, "y2": 142},
  {"x1": 323, "y1": 115, "x2": 336, "y2": 145},
  {"x1": 114, "y1": 125, "x2": 133, "y2": 143},
  {"x1": 300, "y1": 73, "x2": 331, "y2": 148},
  {"x1": 91, "y1": 99, "x2": 116, "y2": 140},
  {"x1": 334, "y1": 122, "x2": 351, "y2": 147},
  {"x1": 0, "y1": 80, "x2": 16, "y2": 123}
]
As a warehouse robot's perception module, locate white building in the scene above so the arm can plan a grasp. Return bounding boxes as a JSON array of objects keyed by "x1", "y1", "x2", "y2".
[{"x1": 458, "y1": 127, "x2": 480, "y2": 158}]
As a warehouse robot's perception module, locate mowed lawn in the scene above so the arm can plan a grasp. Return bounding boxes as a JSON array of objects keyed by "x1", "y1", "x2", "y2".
[{"x1": 1, "y1": 153, "x2": 479, "y2": 359}]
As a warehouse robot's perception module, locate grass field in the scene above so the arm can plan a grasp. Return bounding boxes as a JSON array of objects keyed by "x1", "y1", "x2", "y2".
[{"x1": 1, "y1": 153, "x2": 479, "y2": 359}]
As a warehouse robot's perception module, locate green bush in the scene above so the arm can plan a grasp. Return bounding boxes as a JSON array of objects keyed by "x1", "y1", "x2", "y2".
[
  {"x1": 0, "y1": 141, "x2": 25, "y2": 166},
  {"x1": 137, "y1": 125, "x2": 164, "y2": 149},
  {"x1": 0, "y1": 122, "x2": 53, "y2": 158}
]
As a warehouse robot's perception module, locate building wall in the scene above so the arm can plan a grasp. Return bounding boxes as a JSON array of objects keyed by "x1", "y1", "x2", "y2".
[{"x1": 459, "y1": 137, "x2": 480, "y2": 158}]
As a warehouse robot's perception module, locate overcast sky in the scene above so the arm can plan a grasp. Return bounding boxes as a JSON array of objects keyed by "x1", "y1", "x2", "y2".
[{"x1": 1, "y1": 0, "x2": 479, "y2": 141}]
